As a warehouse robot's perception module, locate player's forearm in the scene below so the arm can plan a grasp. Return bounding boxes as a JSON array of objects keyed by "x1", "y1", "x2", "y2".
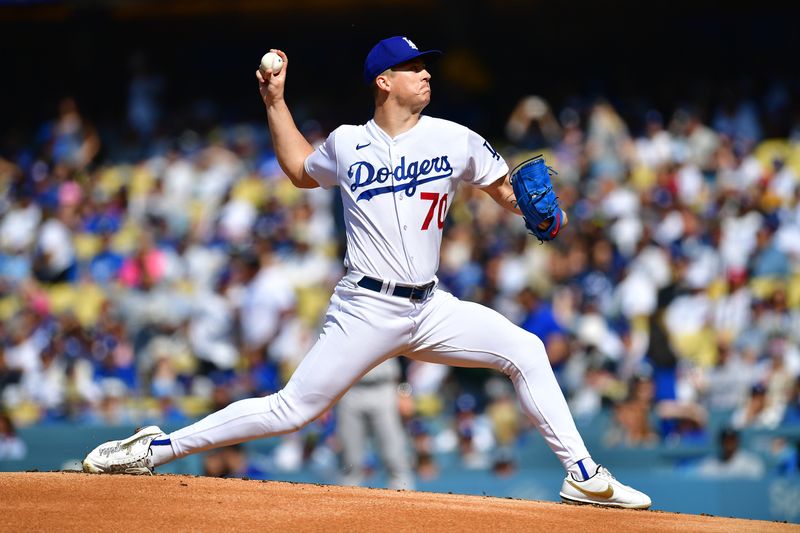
[
  {"x1": 266, "y1": 101, "x2": 316, "y2": 188},
  {"x1": 484, "y1": 174, "x2": 522, "y2": 215}
]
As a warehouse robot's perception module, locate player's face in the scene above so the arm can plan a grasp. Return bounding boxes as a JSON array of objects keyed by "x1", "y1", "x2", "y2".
[{"x1": 388, "y1": 58, "x2": 431, "y2": 111}]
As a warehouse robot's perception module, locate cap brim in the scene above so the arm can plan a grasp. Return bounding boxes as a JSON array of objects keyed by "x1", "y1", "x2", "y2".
[{"x1": 390, "y1": 49, "x2": 442, "y2": 70}]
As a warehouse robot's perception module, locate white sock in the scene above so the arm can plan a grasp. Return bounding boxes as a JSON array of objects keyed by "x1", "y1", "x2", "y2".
[
  {"x1": 149, "y1": 434, "x2": 177, "y2": 467},
  {"x1": 567, "y1": 457, "x2": 598, "y2": 481}
]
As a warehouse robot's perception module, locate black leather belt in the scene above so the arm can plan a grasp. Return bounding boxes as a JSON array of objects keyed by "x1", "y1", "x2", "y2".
[{"x1": 357, "y1": 275, "x2": 435, "y2": 302}]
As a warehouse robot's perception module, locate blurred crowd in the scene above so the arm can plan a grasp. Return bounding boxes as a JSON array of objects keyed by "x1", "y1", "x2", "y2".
[{"x1": 1, "y1": 75, "x2": 800, "y2": 481}]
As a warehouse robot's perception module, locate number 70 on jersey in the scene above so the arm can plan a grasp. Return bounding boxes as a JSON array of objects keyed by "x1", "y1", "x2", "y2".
[{"x1": 420, "y1": 192, "x2": 448, "y2": 230}]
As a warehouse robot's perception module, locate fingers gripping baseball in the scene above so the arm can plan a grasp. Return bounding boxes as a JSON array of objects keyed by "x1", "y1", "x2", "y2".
[{"x1": 256, "y1": 49, "x2": 288, "y2": 107}]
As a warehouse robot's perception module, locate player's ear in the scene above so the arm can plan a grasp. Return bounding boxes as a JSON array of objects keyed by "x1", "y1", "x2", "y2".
[{"x1": 375, "y1": 71, "x2": 391, "y2": 92}]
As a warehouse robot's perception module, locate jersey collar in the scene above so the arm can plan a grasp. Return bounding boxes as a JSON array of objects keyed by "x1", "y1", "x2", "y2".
[{"x1": 367, "y1": 115, "x2": 429, "y2": 143}]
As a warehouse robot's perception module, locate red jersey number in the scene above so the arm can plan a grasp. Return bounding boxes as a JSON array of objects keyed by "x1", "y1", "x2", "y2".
[{"x1": 421, "y1": 192, "x2": 448, "y2": 230}]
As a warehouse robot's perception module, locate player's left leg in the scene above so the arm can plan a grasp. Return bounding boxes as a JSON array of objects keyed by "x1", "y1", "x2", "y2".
[
  {"x1": 406, "y1": 289, "x2": 651, "y2": 509},
  {"x1": 408, "y1": 290, "x2": 589, "y2": 467}
]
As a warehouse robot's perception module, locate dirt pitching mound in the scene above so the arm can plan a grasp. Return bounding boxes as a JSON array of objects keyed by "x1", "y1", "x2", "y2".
[{"x1": 0, "y1": 472, "x2": 793, "y2": 532}]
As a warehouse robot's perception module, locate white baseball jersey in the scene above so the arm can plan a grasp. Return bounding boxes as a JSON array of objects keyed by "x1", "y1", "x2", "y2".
[{"x1": 304, "y1": 116, "x2": 509, "y2": 284}]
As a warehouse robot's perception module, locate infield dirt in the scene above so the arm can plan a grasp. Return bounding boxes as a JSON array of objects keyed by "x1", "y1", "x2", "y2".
[{"x1": 0, "y1": 472, "x2": 795, "y2": 532}]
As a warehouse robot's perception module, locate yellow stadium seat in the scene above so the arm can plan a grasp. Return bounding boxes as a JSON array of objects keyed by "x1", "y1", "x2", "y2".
[
  {"x1": 296, "y1": 286, "x2": 329, "y2": 326},
  {"x1": 73, "y1": 233, "x2": 102, "y2": 261},
  {"x1": 129, "y1": 164, "x2": 156, "y2": 198},
  {"x1": 46, "y1": 283, "x2": 75, "y2": 315},
  {"x1": 754, "y1": 139, "x2": 790, "y2": 170},
  {"x1": 416, "y1": 393, "x2": 444, "y2": 418},
  {"x1": 98, "y1": 166, "x2": 125, "y2": 197},
  {"x1": 231, "y1": 174, "x2": 268, "y2": 207},
  {"x1": 749, "y1": 277, "x2": 783, "y2": 300},
  {"x1": 9, "y1": 401, "x2": 41, "y2": 427},
  {"x1": 72, "y1": 282, "x2": 106, "y2": 327},
  {"x1": 629, "y1": 165, "x2": 657, "y2": 191},
  {"x1": 179, "y1": 396, "x2": 213, "y2": 417},
  {"x1": 671, "y1": 329, "x2": 717, "y2": 368},
  {"x1": 787, "y1": 274, "x2": 800, "y2": 310},
  {"x1": 0, "y1": 295, "x2": 21, "y2": 321}
]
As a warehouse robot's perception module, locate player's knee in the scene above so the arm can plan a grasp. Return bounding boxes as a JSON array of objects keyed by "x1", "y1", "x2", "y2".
[
  {"x1": 266, "y1": 390, "x2": 326, "y2": 432},
  {"x1": 504, "y1": 332, "x2": 549, "y2": 376},
  {"x1": 525, "y1": 332, "x2": 548, "y2": 359},
  {"x1": 287, "y1": 404, "x2": 323, "y2": 431}
]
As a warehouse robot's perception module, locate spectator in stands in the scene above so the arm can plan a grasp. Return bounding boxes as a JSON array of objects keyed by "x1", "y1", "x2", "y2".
[
  {"x1": 605, "y1": 374, "x2": 658, "y2": 447},
  {"x1": 586, "y1": 99, "x2": 631, "y2": 181},
  {"x1": 33, "y1": 206, "x2": 77, "y2": 284},
  {"x1": 656, "y1": 400, "x2": 709, "y2": 445},
  {"x1": 505, "y1": 95, "x2": 562, "y2": 150},
  {"x1": 118, "y1": 231, "x2": 166, "y2": 290},
  {"x1": 0, "y1": 346, "x2": 23, "y2": 401},
  {"x1": 485, "y1": 377, "x2": 521, "y2": 476},
  {"x1": 202, "y1": 444, "x2": 267, "y2": 479},
  {"x1": 189, "y1": 271, "x2": 238, "y2": 375},
  {"x1": 408, "y1": 419, "x2": 438, "y2": 481},
  {"x1": 783, "y1": 377, "x2": 800, "y2": 426},
  {"x1": 732, "y1": 383, "x2": 783, "y2": 430},
  {"x1": 673, "y1": 107, "x2": 719, "y2": 172},
  {"x1": 235, "y1": 246, "x2": 296, "y2": 363},
  {"x1": 696, "y1": 340, "x2": 750, "y2": 412},
  {"x1": 0, "y1": 411, "x2": 26, "y2": 460},
  {"x1": 634, "y1": 109, "x2": 674, "y2": 170},
  {"x1": 713, "y1": 90, "x2": 763, "y2": 156},
  {"x1": 0, "y1": 189, "x2": 40, "y2": 258},
  {"x1": 126, "y1": 51, "x2": 164, "y2": 145},
  {"x1": 518, "y1": 287, "x2": 567, "y2": 363},
  {"x1": 770, "y1": 436, "x2": 799, "y2": 477},
  {"x1": 453, "y1": 393, "x2": 492, "y2": 470},
  {"x1": 42, "y1": 97, "x2": 100, "y2": 170},
  {"x1": 713, "y1": 268, "x2": 752, "y2": 342},
  {"x1": 749, "y1": 225, "x2": 791, "y2": 279},
  {"x1": 697, "y1": 427, "x2": 765, "y2": 478},
  {"x1": 88, "y1": 232, "x2": 125, "y2": 285}
]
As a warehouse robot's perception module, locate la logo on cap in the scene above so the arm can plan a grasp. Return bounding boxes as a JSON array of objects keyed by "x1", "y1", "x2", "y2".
[{"x1": 402, "y1": 37, "x2": 418, "y2": 50}]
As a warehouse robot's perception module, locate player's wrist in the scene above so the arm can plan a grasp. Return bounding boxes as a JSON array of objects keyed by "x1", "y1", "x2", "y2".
[{"x1": 265, "y1": 97, "x2": 287, "y2": 111}]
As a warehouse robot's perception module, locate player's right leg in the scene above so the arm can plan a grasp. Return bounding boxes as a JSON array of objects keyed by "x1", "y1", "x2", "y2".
[{"x1": 83, "y1": 282, "x2": 410, "y2": 474}]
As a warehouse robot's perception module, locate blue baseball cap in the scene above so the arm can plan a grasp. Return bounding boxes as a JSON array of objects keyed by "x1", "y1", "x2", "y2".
[{"x1": 363, "y1": 36, "x2": 441, "y2": 85}]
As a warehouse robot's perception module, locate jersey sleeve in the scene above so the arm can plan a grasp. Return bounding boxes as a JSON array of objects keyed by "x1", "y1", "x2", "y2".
[
  {"x1": 303, "y1": 129, "x2": 339, "y2": 189},
  {"x1": 463, "y1": 129, "x2": 509, "y2": 187}
]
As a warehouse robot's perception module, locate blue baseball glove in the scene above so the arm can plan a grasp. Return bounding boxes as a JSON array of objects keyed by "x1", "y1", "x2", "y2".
[{"x1": 510, "y1": 155, "x2": 564, "y2": 242}]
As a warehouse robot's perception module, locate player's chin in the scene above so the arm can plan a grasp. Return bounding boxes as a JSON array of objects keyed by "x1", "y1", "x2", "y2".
[{"x1": 412, "y1": 93, "x2": 431, "y2": 113}]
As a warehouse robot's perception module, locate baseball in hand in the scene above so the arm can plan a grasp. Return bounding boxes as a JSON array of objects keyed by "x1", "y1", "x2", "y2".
[{"x1": 260, "y1": 52, "x2": 283, "y2": 76}]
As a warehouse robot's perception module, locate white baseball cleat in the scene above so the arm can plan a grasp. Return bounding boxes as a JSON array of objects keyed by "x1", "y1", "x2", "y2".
[
  {"x1": 82, "y1": 426, "x2": 166, "y2": 475},
  {"x1": 559, "y1": 466, "x2": 651, "y2": 509}
]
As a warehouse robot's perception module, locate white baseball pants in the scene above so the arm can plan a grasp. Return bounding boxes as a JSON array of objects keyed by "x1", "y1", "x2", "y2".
[{"x1": 168, "y1": 276, "x2": 590, "y2": 469}]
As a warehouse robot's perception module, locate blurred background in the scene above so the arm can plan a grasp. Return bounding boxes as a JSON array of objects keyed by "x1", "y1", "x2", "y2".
[{"x1": 2, "y1": 0, "x2": 800, "y2": 523}]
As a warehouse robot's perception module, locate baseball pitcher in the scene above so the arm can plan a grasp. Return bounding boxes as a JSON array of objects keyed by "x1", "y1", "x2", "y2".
[{"x1": 84, "y1": 36, "x2": 651, "y2": 509}]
